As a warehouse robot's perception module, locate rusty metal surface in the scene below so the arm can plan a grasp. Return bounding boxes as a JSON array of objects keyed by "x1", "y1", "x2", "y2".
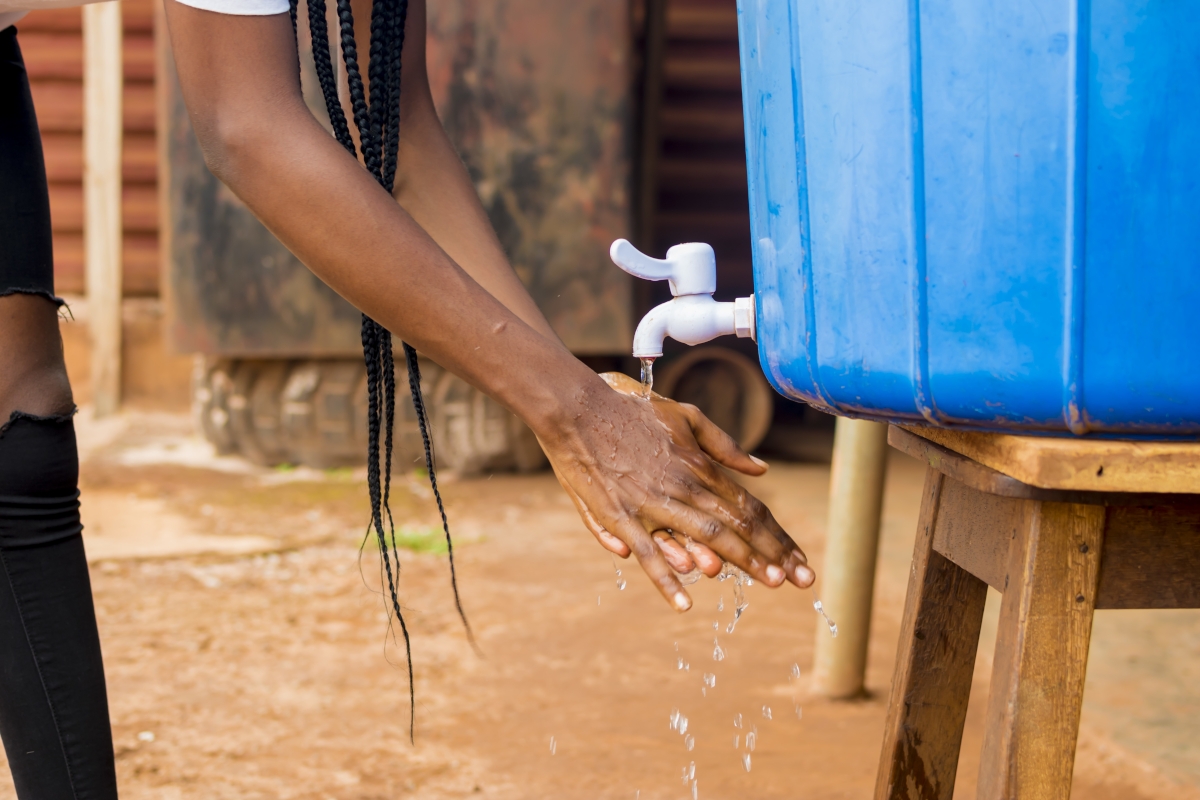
[{"x1": 161, "y1": 0, "x2": 633, "y2": 357}]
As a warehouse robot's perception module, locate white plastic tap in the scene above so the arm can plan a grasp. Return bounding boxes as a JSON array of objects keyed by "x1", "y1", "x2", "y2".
[{"x1": 609, "y1": 239, "x2": 756, "y2": 358}]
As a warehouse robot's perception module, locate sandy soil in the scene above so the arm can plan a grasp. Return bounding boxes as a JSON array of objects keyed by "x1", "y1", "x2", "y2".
[{"x1": 0, "y1": 411, "x2": 1196, "y2": 799}]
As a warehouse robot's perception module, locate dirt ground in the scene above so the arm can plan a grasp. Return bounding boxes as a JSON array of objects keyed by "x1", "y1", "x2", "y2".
[{"x1": 1, "y1": 410, "x2": 1197, "y2": 799}]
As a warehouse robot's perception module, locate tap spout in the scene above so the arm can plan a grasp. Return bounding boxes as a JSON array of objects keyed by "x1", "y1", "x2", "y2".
[{"x1": 633, "y1": 295, "x2": 743, "y2": 359}]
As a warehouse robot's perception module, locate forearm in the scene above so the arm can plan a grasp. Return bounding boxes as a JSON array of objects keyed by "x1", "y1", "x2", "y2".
[
  {"x1": 392, "y1": 108, "x2": 560, "y2": 343},
  {"x1": 224, "y1": 108, "x2": 593, "y2": 429},
  {"x1": 164, "y1": 6, "x2": 597, "y2": 432}
]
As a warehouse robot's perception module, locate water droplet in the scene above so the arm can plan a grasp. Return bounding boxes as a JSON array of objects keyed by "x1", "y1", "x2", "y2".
[
  {"x1": 681, "y1": 766, "x2": 689, "y2": 786},
  {"x1": 762, "y1": 705, "x2": 772, "y2": 720},
  {"x1": 794, "y1": 704, "x2": 803, "y2": 720},
  {"x1": 685, "y1": 734, "x2": 695, "y2": 751},
  {"x1": 692, "y1": 779, "x2": 699, "y2": 799},
  {"x1": 742, "y1": 753, "x2": 752, "y2": 772},
  {"x1": 670, "y1": 709, "x2": 680, "y2": 731},
  {"x1": 717, "y1": 597, "x2": 725, "y2": 612},
  {"x1": 679, "y1": 716, "x2": 689, "y2": 736},
  {"x1": 733, "y1": 713, "x2": 743, "y2": 729},
  {"x1": 725, "y1": 601, "x2": 750, "y2": 634},
  {"x1": 812, "y1": 590, "x2": 838, "y2": 637},
  {"x1": 689, "y1": 762, "x2": 696, "y2": 781},
  {"x1": 617, "y1": 578, "x2": 627, "y2": 590},
  {"x1": 703, "y1": 673, "x2": 716, "y2": 689},
  {"x1": 549, "y1": 736, "x2": 557, "y2": 755},
  {"x1": 712, "y1": 638, "x2": 725, "y2": 661},
  {"x1": 712, "y1": 620, "x2": 719, "y2": 631},
  {"x1": 733, "y1": 734, "x2": 739, "y2": 748},
  {"x1": 639, "y1": 357, "x2": 656, "y2": 398},
  {"x1": 790, "y1": 663, "x2": 801, "y2": 681},
  {"x1": 746, "y1": 730, "x2": 756, "y2": 751},
  {"x1": 597, "y1": 595, "x2": 601, "y2": 606}
]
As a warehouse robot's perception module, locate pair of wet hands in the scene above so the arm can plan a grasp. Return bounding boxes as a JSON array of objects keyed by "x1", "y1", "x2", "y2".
[{"x1": 555, "y1": 371, "x2": 816, "y2": 612}]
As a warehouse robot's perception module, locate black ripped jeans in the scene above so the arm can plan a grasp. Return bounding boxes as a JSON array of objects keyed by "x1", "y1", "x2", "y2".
[{"x1": 1, "y1": 24, "x2": 120, "y2": 800}]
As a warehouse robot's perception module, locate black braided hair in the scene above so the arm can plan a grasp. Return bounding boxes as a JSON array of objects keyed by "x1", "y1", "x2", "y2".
[{"x1": 289, "y1": 0, "x2": 474, "y2": 742}]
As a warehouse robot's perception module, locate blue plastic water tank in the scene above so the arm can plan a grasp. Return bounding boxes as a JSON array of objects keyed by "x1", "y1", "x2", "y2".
[{"x1": 737, "y1": 0, "x2": 1200, "y2": 436}]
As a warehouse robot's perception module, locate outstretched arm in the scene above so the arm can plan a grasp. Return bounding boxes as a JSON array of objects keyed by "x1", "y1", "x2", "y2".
[{"x1": 162, "y1": 0, "x2": 815, "y2": 609}]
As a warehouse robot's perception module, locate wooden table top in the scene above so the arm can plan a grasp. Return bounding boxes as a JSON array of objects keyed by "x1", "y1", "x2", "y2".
[{"x1": 901, "y1": 426, "x2": 1200, "y2": 494}]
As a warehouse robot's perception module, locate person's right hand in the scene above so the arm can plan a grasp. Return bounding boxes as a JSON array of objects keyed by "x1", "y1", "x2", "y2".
[{"x1": 536, "y1": 371, "x2": 814, "y2": 612}]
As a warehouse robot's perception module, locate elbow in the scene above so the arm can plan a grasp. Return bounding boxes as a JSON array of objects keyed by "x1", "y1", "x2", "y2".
[{"x1": 191, "y1": 109, "x2": 268, "y2": 186}]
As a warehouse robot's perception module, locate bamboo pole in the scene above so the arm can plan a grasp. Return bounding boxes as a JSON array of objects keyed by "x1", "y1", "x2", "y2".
[
  {"x1": 83, "y1": 0, "x2": 124, "y2": 417},
  {"x1": 812, "y1": 418, "x2": 890, "y2": 698}
]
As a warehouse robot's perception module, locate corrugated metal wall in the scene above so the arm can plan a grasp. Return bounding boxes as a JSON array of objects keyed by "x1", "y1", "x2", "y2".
[
  {"x1": 645, "y1": 0, "x2": 750, "y2": 302},
  {"x1": 19, "y1": 0, "x2": 159, "y2": 296}
]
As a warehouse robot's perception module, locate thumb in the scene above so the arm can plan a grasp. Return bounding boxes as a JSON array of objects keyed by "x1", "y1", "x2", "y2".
[{"x1": 681, "y1": 403, "x2": 768, "y2": 476}]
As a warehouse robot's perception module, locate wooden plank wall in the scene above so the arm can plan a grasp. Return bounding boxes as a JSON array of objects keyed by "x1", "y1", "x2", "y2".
[
  {"x1": 19, "y1": 0, "x2": 158, "y2": 296},
  {"x1": 654, "y1": 0, "x2": 750, "y2": 300}
]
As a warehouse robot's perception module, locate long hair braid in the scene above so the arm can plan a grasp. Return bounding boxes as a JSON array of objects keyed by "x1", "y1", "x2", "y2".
[{"x1": 288, "y1": 0, "x2": 474, "y2": 742}]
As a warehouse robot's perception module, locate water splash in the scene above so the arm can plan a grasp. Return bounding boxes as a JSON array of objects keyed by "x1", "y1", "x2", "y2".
[
  {"x1": 677, "y1": 657, "x2": 690, "y2": 671},
  {"x1": 610, "y1": 556, "x2": 628, "y2": 590},
  {"x1": 703, "y1": 673, "x2": 717, "y2": 689},
  {"x1": 715, "y1": 562, "x2": 753, "y2": 633},
  {"x1": 639, "y1": 357, "x2": 656, "y2": 398},
  {"x1": 712, "y1": 637, "x2": 725, "y2": 662},
  {"x1": 725, "y1": 600, "x2": 750, "y2": 634},
  {"x1": 812, "y1": 590, "x2": 838, "y2": 637}
]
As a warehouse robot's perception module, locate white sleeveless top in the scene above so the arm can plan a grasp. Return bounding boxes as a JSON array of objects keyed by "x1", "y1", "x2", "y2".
[{"x1": 1, "y1": 0, "x2": 289, "y2": 34}]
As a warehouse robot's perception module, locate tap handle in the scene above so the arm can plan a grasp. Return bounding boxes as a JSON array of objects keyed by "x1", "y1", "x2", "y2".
[{"x1": 609, "y1": 239, "x2": 717, "y2": 296}]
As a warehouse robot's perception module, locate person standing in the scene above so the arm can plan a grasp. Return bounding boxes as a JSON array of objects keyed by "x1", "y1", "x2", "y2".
[{"x1": 0, "y1": 1, "x2": 815, "y2": 796}]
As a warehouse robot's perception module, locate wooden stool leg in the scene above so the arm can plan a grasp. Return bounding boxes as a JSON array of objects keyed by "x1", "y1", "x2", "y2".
[
  {"x1": 976, "y1": 502, "x2": 1105, "y2": 800},
  {"x1": 875, "y1": 470, "x2": 989, "y2": 800}
]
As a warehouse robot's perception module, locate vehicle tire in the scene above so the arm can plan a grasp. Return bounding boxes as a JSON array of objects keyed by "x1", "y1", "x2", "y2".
[
  {"x1": 194, "y1": 355, "x2": 547, "y2": 473},
  {"x1": 280, "y1": 360, "x2": 366, "y2": 469},
  {"x1": 655, "y1": 345, "x2": 774, "y2": 452},
  {"x1": 429, "y1": 370, "x2": 548, "y2": 475},
  {"x1": 227, "y1": 360, "x2": 291, "y2": 466},
  {"x1": 193, "y1": 358, "x2": 237, "y2": 455}
]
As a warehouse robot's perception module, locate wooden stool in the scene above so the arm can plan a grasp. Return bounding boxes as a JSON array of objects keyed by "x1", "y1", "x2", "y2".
[{"x1": 875, "y1": 425, "x2": 1200, "y2": 800}]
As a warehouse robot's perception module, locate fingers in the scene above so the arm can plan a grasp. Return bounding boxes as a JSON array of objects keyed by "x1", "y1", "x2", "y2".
[
  {"x1": 653, "y1": 531, "x2": 696, "y2": 574},
  {"x1": 645, "y1": 500, "x2": 787, "y2": 588},
  {"x1": 550, "y1": 462, "x2": 632, "y2": 558},
  {"x1": 677, "y1": 468, "x2": 815, "y2": 588},
  {"x1": 680, "y1": 403, "x2": 768, "y2": 476},
  {"x1": 668, "y1": 533, "x2": 723, "y2": 577},
  {"x1": 576, "y1": 497, "x2": 632, "y2": 557},
  {"x1": 612, "y1": 517, "x2": 692, "y2": 613}
]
